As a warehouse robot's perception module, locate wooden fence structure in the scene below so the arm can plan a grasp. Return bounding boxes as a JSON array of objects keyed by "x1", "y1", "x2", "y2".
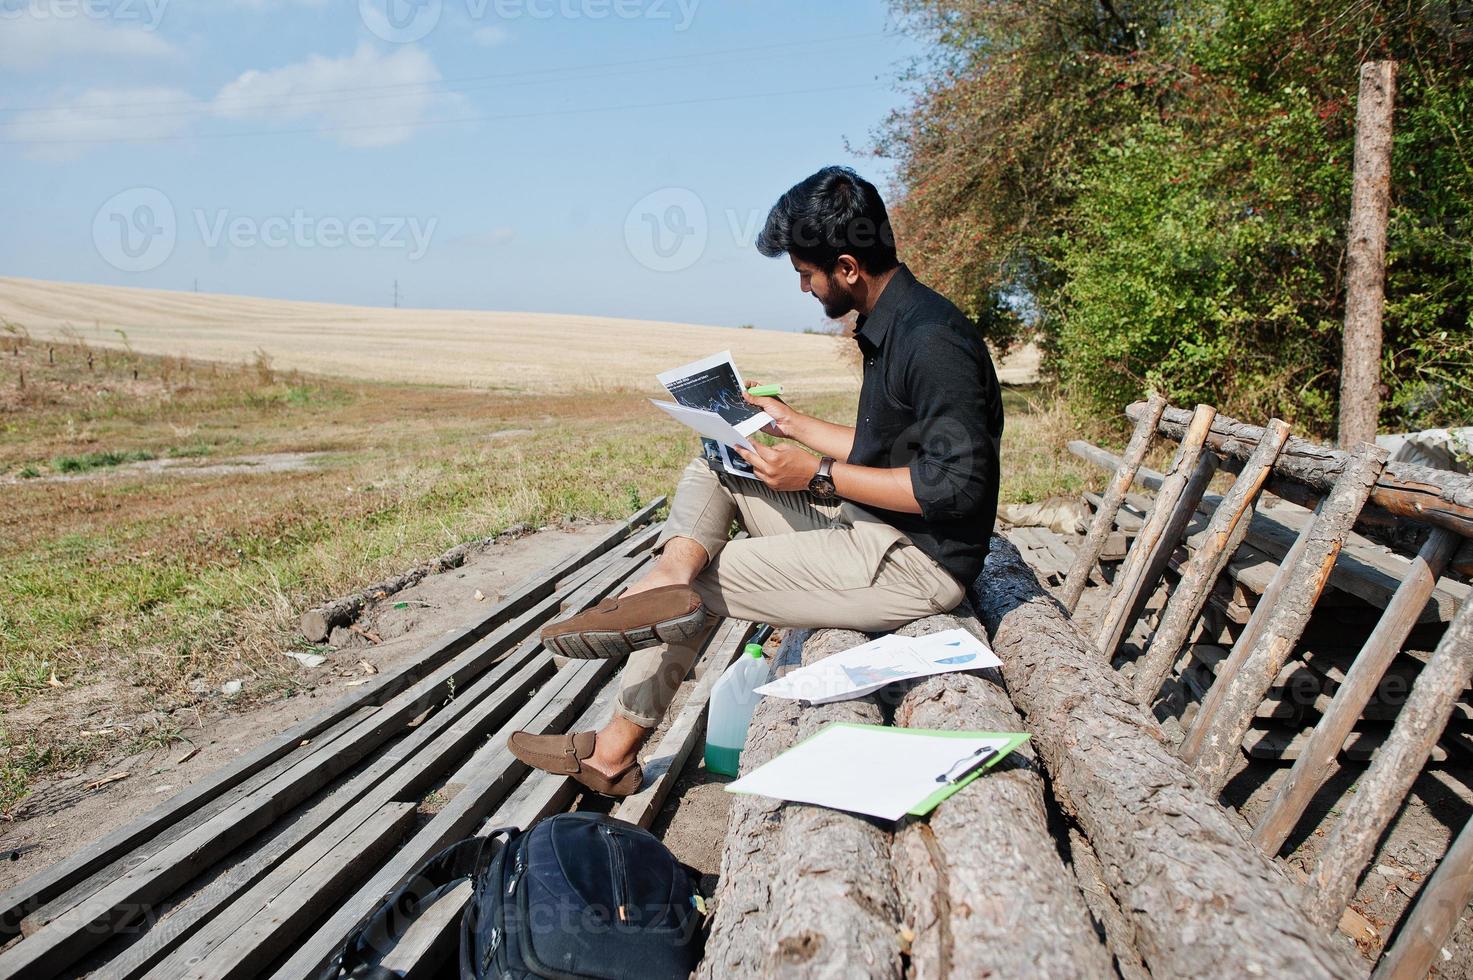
[{"x1": 1053, "y1": 399, "x2": 1473, "y2": 979}]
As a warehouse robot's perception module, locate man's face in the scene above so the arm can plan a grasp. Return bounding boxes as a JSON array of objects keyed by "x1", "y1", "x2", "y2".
[{"x1": 791, "y1": 256, "x2": 857, "y2": 320}]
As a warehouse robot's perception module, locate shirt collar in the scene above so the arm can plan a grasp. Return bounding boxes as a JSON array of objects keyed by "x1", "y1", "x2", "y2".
[{"x1": 853, "y1": 263, "x2": 915, "y2": 350}]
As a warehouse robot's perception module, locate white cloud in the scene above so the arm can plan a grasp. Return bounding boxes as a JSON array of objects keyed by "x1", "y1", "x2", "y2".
[
  {"x1": 472, "y1": 25, "x2": 509, "y2": 46},
  {"x1": 0, "y1": 12, "x2": 176, "y2": 72},
  {"x1": 211, "y1": 42, "x2": 456, "y2": 148},
  {"x1": 1, "y1": 86, "x2": 200, "y2": 157}
]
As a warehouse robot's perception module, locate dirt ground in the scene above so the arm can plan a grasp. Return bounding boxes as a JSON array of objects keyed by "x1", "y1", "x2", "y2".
[{"x1": 0, "y1": 521, "x2": 616, "y2": 890}]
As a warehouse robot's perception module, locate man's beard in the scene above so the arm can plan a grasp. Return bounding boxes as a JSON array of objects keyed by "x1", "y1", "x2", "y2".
[{"x1": 818, "y1": 273, "x2": 856, "y2": 320}]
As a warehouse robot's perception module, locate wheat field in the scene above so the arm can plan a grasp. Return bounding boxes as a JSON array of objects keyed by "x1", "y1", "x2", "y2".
[{"x1": 0, "y1": 277, "x2": 860, "y2": 394}]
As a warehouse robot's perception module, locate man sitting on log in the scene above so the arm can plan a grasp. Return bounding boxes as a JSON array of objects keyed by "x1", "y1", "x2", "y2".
[{"x1": 508, "y1": 166, "x2": 1005, "y2": 796}]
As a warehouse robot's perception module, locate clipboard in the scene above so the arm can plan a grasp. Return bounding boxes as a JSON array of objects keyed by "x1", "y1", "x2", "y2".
[{"x1": 725, "y1": 722, "x2": 1030, "y2": 821}]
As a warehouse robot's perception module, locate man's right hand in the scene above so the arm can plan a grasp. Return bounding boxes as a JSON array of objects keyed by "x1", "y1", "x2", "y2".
[{"x1": 743, "y1": 381, "x2": 803, "y2": 441}]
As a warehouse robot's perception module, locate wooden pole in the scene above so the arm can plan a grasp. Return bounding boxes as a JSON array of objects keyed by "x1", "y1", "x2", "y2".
[
  {"x1": 1061, "y1": 392, "x2": 1166, "y2": 612},
  {"x1": 1307, "y1": 591, "x2": 1473, "y2": 928},
  {"x1": 1094, "y1": 403, "x2": 1217, "y2": 660},
  {"x1": 1186, "y1": 444, "x2": 1388, "y2": 790},
  {"x1": 1339, "y1": 60, "x2": 1397, "y2": 449},
  {"x1": 1133, "y1": 421, "x2": 1291, "y2": 704},
  {"x1": 1253, "y1": 527, "x2": 1460, "y2": 855}
]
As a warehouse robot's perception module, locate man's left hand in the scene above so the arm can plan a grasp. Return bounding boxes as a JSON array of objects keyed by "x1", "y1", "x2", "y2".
[{"x1": 732, "y1": 442, "x2": 820, "y2": 492}]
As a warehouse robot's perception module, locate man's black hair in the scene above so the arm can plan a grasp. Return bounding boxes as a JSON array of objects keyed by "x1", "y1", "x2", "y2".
[{"x1": 755, "y1": 166, "x2": 899, "y2": 274}]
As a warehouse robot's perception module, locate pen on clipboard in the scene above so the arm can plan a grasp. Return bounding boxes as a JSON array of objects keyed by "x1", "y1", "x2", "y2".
[{"x1": 935, "y1": 745, "x2": 1000, "y2": 784}]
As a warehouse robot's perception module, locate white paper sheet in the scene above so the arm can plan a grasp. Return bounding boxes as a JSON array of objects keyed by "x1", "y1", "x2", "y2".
[
  {"x1": 650, "y1": 400, "x2": 756, "y2": 451},
  {"x1": 726, "y1": 724, "x2": 1011, "y2": 820},
  {"x1": 655, "y1": 351, "x2": 772, "y2": 478},
  {"x1": 754, "y1": 628, "x2": 1000, "y2": 704}
]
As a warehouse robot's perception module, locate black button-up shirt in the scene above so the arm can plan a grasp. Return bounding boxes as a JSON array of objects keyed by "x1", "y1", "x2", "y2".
[{"x1": 848, "y1": 264, "x2": 1004, "y2": 585}]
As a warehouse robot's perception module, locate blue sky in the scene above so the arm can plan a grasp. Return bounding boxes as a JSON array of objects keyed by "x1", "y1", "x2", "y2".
[{"x1": 0, "y1": 0, "x2": 922, "y2": 331}]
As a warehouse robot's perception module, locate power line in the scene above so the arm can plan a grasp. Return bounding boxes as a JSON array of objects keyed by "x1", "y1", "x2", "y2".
[
  {"x1": 0, "y1": 32, "x2": 890, "y2": 117},
  {"x1": 0, "y1": 80, "x2": 886, "y2": 147}
]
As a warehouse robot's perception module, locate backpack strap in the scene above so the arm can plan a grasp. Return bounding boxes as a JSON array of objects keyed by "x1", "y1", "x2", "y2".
[{"x1": 334, "y1": 828, "x2": 517, "y2": 978}]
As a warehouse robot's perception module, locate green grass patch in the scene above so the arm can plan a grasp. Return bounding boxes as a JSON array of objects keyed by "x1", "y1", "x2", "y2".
[{"x1": 51, "y1": 449, "x2": 156, "y2": 474}]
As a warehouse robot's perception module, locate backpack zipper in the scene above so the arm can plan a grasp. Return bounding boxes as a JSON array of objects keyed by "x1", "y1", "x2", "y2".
[{"x1": 601, "y1": 825, "x2": 629, "y2": 923}]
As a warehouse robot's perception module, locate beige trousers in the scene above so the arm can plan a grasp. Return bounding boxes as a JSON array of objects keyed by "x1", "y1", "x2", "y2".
[{"x1": 614, "y1": 457, "x2": 966, "y2": 727}]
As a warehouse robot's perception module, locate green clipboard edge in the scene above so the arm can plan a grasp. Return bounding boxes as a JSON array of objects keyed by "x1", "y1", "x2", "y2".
[{"x1": 726, "y1": 721, "x2": 1029, "y2": 820}]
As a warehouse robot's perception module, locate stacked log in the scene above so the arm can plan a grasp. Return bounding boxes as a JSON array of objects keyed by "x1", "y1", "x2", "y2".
[{"x1": 973, "y1": 536, "x2": 1362, "y2": 978}]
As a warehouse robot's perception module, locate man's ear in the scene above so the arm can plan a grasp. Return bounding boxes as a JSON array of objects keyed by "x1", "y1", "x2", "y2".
[{"x1": 834, "y1": 254, "x2": 861, "y2": 285}]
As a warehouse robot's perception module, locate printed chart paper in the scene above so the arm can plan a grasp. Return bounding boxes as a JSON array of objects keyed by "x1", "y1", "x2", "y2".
[
  {"x1": 655, "y1": 351, "x2": 772, "y2": 480},
  {"x1": 726, "y1": 723, "x2": 1028, "y2": 820},
  {"x1": 755, "y1": 628, "x2": 1001, "y2": 704}
]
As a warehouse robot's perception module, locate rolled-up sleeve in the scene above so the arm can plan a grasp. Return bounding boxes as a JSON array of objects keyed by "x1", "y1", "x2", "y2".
[{"x1": 899, "y1": 323, "x2": 1000, "y2": 523}]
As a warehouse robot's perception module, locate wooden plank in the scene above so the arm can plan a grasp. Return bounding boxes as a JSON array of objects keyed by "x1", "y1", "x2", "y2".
[
  {"x1": 889, "y1": 615, "x2": 1116, "y2": 978},
  {"x1": 1075, "y1": 439, "x2": 1467, "y2": 620},
  {"x1": 1094, "y1": 404, "x2": 1217, "y2": 659},
  {"x1": 0, "y1": 551, "x2": 645, "y2": 979},
  {"x1": 1185, "y1": 446, "x2": 1388, "y2": 790},
  {"x1": 199, "y1": 802, "x2": 420, "y2": 980},
  {"x1": 1241, "y1": 726, "x2": 1449, "y2": 765},
  {"x1": 0, "y1": 500, "x2": 661, "y2": 940},
  {"x1": 1307, "y1": 590, "x2": 1473, "y2": 927},
  {"x1": 1128, "y1": 400, "x2": 1473, "y2": 540},
  {"x1": 1373, "y1": 815, "x2": 1473, "y2": 980},
  {"x1": 18, "y1": 705, "x2": 379, "y2": 938},
  {"x1": 373, "y1": 880, "x2": 473, "y2": 980},
  {"x1": 611, "y1": 618, "x2": 753, "y2": 829},
  {"x1": 146, "y1": 554, "x2": 652, "y2": 979},
  {"x1": 1134, "y1": 421, "x2": 1291, "y2": 704},
  {"x1": 267, "y1": 655, "x2": 625, "y2": 979},
  {"x1": 973, "y1": 536, "x2": 1361, "y2": 978},
  {"x1": 1253, "y1": 528, "x2": 1461, "y2": 854},
  {"x1": 1061, "y1": 391, "x2": 1166, "y2": 611}
]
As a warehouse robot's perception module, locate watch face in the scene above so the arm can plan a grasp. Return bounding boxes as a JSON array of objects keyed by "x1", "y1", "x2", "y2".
[{"x1": 810, "y1": 475, "x2": 837, "y2": 499}]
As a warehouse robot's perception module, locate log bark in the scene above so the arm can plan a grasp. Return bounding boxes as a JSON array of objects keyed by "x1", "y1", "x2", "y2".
[
  {"x1": 698, "y1": 629, "x2": 902, "y2": 980},
  {"x1": 760, "y1": 629, "x2": 901, "y2": 980},
  {"x1": 1339, "y1": 60, "x2": 1397, "y2": 449},
  {"x1": 973, "y1": 536, "x2": 1362, "y2": 979},
  {"x1": 1307, "y1": 591, "x2": 1473, "y2": 928},
  {"x1": 1185, "y1": 444, "x2": 1389, "y2": 790},
  {"x1": 889, "y1": 615, "x2": 1115, "y2": 979},
  {"x1": 1133, "y1": 420, "x2": 1291, "y2": 704},
  {"x1": 1061, "y1": 391, "x2": 1165, "y2": 612},
  {"x1": 1127, "y1": 401, "x2": 1473, "y2": 539}
]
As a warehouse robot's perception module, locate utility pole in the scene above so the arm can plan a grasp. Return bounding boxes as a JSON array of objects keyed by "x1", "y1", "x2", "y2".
[
  {"x1": 1339, "y1": 60, "x2": 1397, "y2": 448},
  {"x1": 393, "y1": 280, "x2": 400, "y2": 309},
  {"x1": 193, "y1": 278, "x2": 198, "y2": 293}
]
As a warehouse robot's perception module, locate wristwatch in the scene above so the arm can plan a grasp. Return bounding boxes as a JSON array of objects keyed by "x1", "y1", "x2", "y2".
[{"x1": 808, "y1": 456, "x2": 838, "y2": 500}]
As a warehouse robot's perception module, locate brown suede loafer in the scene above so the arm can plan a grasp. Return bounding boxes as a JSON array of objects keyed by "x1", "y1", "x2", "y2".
[
  {"x1": 507, "y1": 730, "x2": 644, "y2": 798},
  {"x1": 540, "y1": 584, "x2": 708, "y2": 660}
]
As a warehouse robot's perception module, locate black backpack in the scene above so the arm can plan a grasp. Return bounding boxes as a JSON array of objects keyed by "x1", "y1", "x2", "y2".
[{"x1": 337, "y1": 812, "x2": 707, "y2": 980}]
